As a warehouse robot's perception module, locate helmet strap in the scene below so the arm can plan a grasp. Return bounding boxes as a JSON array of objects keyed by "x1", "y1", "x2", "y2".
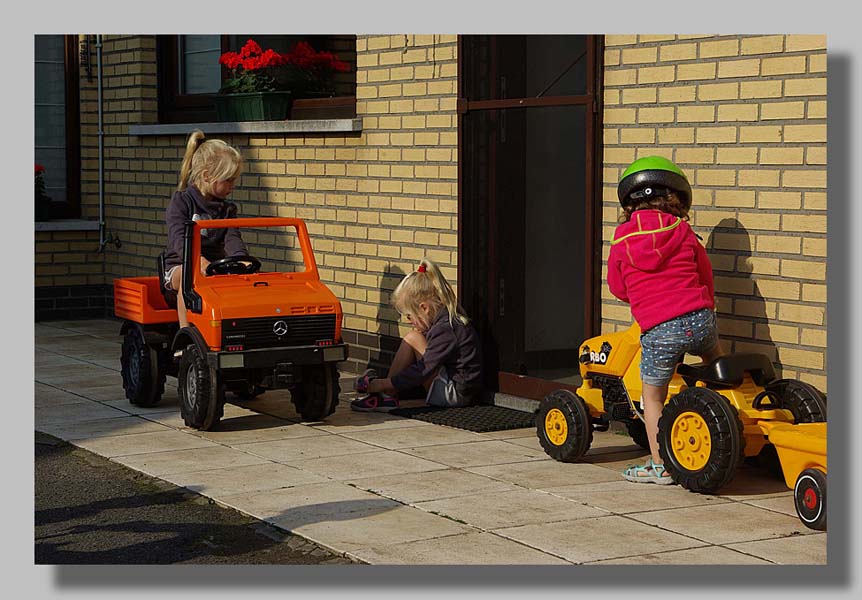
[{"x1": 628, "y1": 186, "x2": 672, "y2": 202}]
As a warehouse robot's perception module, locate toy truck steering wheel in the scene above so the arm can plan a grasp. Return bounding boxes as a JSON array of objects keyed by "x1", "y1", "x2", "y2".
[{"x1": 206, "y1": 255, "x2": 261, "y2": 276}]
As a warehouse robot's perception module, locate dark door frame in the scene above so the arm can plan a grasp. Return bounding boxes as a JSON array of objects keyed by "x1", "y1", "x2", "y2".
[{"x1": 456, "y1": 34, "x2": 604, "y2": 399}]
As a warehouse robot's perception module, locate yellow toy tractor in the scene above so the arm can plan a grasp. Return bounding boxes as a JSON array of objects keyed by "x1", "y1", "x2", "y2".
[{"x1": 536, "y1": 323, "x2": 827, "y2": 496}]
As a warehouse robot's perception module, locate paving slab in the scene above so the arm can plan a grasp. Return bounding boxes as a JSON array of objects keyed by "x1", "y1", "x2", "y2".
[
  {"x1": 493, "y1": 515, "x2": 707, "y2": 564},
  {"x1": 726, "y1": 532, "x2": 828, "y2": 565},
  {"x1": 161, "y1": 462, "x2": 330, "y2": 497},
  {"x1": 338, "y1": 422, "x2": 483, "y2": 449},
  {"x1": 591, "y1": 545, "x2": 773, "y2": 565},
  {"x1": 347, "y1": 468, "x2": 520, "y2": 504},
  {"x1": 627, "y1": 502, "x2": 816, "y2": 545},
  {"x1": 114, "y1": 445, "x2": 271, "y2": 477},
  {"x1": 189, "y1": 415, "x2": 329, "y2": 445},
  {"x1": 35, "y1": 400, "x2": 130, "y2": 426},
  {"x1": 415, "y1": 488, "x2": 610, "y2": 530},
  {"x1": 348, "y1": 531, "x2": 570, "y2": 565},
  {"x1": 36, "y1": 415, "x2": 174, "y2": 440},
  {"x1": 71, "y1": 429, "x2": 219, "y2": 458},
  {"x1": 400, "y1": 439, "x2": 549, "y2": 468},
  {"x1": 467, "y1": 457, "x2": 621, "y2": 489},
  {"x1": 289, "y1": 449, "x2": 445, "y2": 481},
  {"x1": 545, "y1": 479, "x2": 730, "y2": 514},
  {"x1": 233, "y1": 432, "x2": 381, "y2": 463}
]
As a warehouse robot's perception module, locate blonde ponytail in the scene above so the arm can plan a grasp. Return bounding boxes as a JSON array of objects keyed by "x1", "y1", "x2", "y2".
[
  {"x1": 176, "y1": 129, "x2": 243, "y2": 196},
  {"x1": 392, "y1": 258, "x2": 469, "y2": 328}
]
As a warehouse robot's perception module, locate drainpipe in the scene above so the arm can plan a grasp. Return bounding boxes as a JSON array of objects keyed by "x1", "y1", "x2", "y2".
[{"x1": 95, "y1": 34, "x2": 116, "y2": 252}]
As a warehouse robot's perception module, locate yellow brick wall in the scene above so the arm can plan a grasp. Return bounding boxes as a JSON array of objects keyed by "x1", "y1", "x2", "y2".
[{"x1": 602, "y1": 34, "x2": 827, "y2": 391}]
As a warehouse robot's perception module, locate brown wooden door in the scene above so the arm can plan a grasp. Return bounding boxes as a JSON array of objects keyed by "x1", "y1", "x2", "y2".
[{"x1": 458, "y1": 35, "x2": 603, "y2": 399}]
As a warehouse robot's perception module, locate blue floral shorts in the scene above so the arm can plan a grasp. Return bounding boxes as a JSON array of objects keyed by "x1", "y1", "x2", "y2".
[{"x1": 640, "y1": 308, "x2": 719, "y2": 386}]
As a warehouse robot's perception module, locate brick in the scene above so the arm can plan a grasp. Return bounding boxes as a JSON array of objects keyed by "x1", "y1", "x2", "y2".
[
  {"x1": 760, "y1": 147, "x2": 805, "y2": 165},
  {"x1": 696, "y1": 126, "x2": 737, "y2": 144},
  {"x1": 782, "y1": 213, "x2": 826, "y2": 233},
  {"x1": 802, "y1": 283, "x2": 827, "y2": 303},
  {"x1": 740, "y1": 35, "x2": 785, "y2": 55},
  {"x1": 677, "y1": 62, "x2": 717, "y2": 81},
  {"x1": 809, "y1": 54, "x2": 826, "y2": 73},
  {"x1": 604, "y1": 48, "x2": 621, "y2": 66},
  {"x1": 785, "y1": 78, "x2": 827, "y2": 97},
  {"x1": 717, "y1": 58, "x2": 760, "y2": 78},
  {"x1": 738, "y1": 169, "x2": 780, "y2": 187},
  {"x1": 637, "y1": 65, "x2": 676, "y2": 84},
  {"x1": 781, "y1": 259, "x2": 826, "y2": 280},
  {"x1": 604, "y1": 69, "x2": 638, "y2": 86},
  {"x1": 695, "y1": 169, "x2": 736, "y2": 186},
  {"x1": 740, "y1": 81, "x2": 783, "y2": 99},
  {"x1": 738, "y1": 125, "x2": 782, "y2": 143},
  {"x1": 622, "y1": 87, "x2": 657, "y2": 104},
  {"x1": 716, "y1": 147, "x2": 759, "y2": 164},
  {"x1": 620, "y1": 128, "x2": 656, "y2": 144},
  {"x1": 736, "y1": 212, "x2": 781, "y2": 231},
  {"x1": 806, "y1": 147, "x2": 827, "y2": 165},
  {"x1": 786, "y1": 34, "x2": 826, "y2": 51},
  {"x1": 755, "y1": 235, "x2": 801, "y2": 254},
  {"x1": 700, "y1": 39, "x2": 739, "y2": 58},
  {"x1": 755, "y1": 323, "x2": 798, "y2": 344},
  {"x1": 803, "y1": 192, "x2": 827, "y2": 210},
  {"x1": 622, "y1": 47, "x2": 658, "y2": 64},
  {"x1": 782, "y1": 170, "x2": 827, "y2": 188},
  {"x1": 659, "y1": 43, "x2": 697, "y2": 62},
  {"x1": 784, "y1": 124, "x2": 827, "y2": 143},
  {"x1": 655, "y1": 127, "x2": 692, "y2": 144},
  {"x1": 698, "y1": 82, "x2": 739, "y2": 101},
  {"x1": 715, "y1": 189, "x2": 755, "y2": 208},
  {"x1": 779, "y1": 347, "x2": 824, "y2": 370},
  {"x1": 677, "y1": 106, "x2": 715, "y2": 123},
  {"x1": 717, "y1": 104, "x2": 758, "y2": 122},
  {"x1": 760, "y1": 101, "x2": 805, "y2": 120},
  {"x1": 604, "y1": 108, "x2": 637, "y2": 125},
  {"x1": 674, "y1": 147, "x2": 715, "y2": 164},
  {"x1": 802, "y1": 237, "x2": 827, "y2": 257},
  {"x1": 755, "y1": 279, "x2": 800, "y2": 300},
  {"x1": 604, "y1": 35, "x2": 638, "y2": 46},
  {"x1": 800, "y1": 328, "x2": 827, "y2": 348},
  {"x1": 758, "y1": 191, "x2": 802, "y2": 209},
  {"x1": 658, "y1": 85, "x2": 696, "y2": 103},
  {"x1": 638, "y1": 106, "x2": 674, "y2": 123},
  {"x1": 761, "y1": 56, "x2": 807, "y2": 76}
]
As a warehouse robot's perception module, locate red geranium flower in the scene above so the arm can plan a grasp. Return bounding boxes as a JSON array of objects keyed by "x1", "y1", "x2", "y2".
[{"x1": 35, "y1": 164, "x2": 45, "y2": 176}]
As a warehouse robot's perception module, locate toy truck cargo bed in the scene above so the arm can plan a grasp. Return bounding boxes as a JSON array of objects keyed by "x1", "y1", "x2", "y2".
[
  {"x1": 758, "y1": 421, "x2": 827, "y2": 489},
  {"x1": 114, "y1": 277, "x2": 177, "y2": 324}
]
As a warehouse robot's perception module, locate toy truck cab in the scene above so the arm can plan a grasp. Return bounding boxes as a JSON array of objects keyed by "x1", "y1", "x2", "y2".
[{"x1": 114, "y1": 217, "x2": 347, "y2": 430}]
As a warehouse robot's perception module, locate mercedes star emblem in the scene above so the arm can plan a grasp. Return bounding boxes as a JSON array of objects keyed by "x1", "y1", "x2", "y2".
[{"x1": 273, "y1": 320, "x2": 289, "y2": 336}]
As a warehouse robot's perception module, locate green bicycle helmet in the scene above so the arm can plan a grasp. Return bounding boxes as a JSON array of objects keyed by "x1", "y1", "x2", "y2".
[{"x1": 617, "y1": 156, "x2": 692, "y2": 211}]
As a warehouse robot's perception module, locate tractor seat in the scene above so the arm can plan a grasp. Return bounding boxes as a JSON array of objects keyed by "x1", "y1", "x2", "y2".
[
  {"x1": 157, "y1": 252, "x2": 178, "y2": 309},
  {"x1": 676, "y1": 353, "x2": 776, "y2": 389}
]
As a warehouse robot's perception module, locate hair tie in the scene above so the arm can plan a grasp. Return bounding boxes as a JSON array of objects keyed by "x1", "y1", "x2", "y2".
[{"x1": 417, "y1": 264, "x2": 427, "y2": 273}]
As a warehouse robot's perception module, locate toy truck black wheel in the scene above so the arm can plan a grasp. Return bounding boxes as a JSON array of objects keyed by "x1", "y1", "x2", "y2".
[
  {"x1": 290, "y1": 364, "x2": 340, "y2": 421},
  {"x1": 794, "y1": 468, "x2": 827, "y2": 531},
  {"x1": 536, "y1": 390, "x2": 593, "y2": 462},
  {"x1": 120, "y1": 325, "x2": 166, "y2": 407},
  {"x1": 658, "y1": 388, "x2": 744, "y2": 494},
  {"x1": 626, "y1": 418, "x2": 651, "y2": 451},
  {"x1": 765, "y1": 379, "x2": 827, "y2": 423},
  {"x1": 178, "y1": 344, "x2": 225, "y2": 430}
]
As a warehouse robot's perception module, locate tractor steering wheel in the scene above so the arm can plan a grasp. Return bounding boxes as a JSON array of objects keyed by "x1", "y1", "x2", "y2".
[{"x1": 205, "y1": 255, "x2": 262, "y2": 276}]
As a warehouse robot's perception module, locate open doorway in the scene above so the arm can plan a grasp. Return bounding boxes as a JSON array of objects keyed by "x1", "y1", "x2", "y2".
[{"x1": 458, "y1": 35, "x2": 603, "y2": 399}]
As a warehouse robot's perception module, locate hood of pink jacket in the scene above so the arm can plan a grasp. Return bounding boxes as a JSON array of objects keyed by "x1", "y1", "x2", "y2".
[{"x1": 611, "y1": 209, "x2": 691, "y2": 272}]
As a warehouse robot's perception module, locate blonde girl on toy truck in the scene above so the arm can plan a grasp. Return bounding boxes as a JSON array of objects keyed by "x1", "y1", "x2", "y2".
[{"x1": 608, "y1": 156, "x2": 724, "y2": 484}]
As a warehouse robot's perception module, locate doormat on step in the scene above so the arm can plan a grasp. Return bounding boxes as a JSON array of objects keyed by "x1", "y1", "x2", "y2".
[{"x1": 389, "y1": 404, "x2": 536, "y2": 433}]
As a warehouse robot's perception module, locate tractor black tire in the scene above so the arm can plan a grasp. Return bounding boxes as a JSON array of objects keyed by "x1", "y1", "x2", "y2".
[
  {"x1": 290, "y1": 364, "x2": 340, "y2": 421},
  {"x1": 120, "y1": 326, "x2": 166, "y2": 407},
  {"x1": 178, "y1": 344, "x2": 225, "y2": 430},
  {"x1": 768, "y1": 379, "x2": 827, "y2": 423},
  {"x1": 794, "y1": 468, "x2": 827, "y2": 531},
  {"x1": 536, "y1": 390, "x2": 593, "y2": 462},
  {"x1": 625, "y1": 418, "x2": 651, "y2": 451},
  {"x1": 658, "y1": 388, "x2": 745, "y2": 494}
]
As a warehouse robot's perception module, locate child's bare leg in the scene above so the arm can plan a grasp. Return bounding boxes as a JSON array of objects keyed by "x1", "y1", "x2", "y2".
[
  {"x1": 170, "y1": 266, "x2": 188, "y2": 329},
  {"x1": 387, "y1": 329, "x2": 427, "y2": 377},
  {"x1": 641, "y1": 382, "x2": 669, "y2": 465}
]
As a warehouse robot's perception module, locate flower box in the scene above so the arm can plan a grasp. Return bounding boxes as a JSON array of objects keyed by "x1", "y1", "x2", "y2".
[{"x1": 213, "y1": 91, "x2": 293, "y2": 122}]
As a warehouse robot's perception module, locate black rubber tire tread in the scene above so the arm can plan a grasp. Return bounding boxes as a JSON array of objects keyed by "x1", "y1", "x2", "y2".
[
  {"x1": 658, "y1": 387, "x2": 745, "y2": 494},
  {"x1": 120, "y1": 327, "x2": 165, "y2": 407},
  {"x1": 291, "y1": 365, "x2": 340, "y2": 421},
  {"x1": 768, "y1": 379, "x2": 827, "y2": 423},
  {"x1": 535, "y1": 390, "x2": 593, "y2": 462},
  {"x1": 625, "y1": 418, "x2": 651, "y2": 451},
  {"x1": 178, "y1": 344, "x2": 224, "y2": 430},
  {"x1": 794, "y1": 468, "x2": 827, "y2": 531}
]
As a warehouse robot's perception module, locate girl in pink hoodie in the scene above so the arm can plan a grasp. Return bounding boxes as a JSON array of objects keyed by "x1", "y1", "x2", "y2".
[{"x1": 608, "y1": 156, "x2": 724, "y2": 484}]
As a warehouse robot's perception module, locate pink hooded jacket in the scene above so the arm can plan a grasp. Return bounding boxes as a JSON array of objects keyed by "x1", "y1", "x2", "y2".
[{"x1": 607, "y1": 209, "x2": 715, "y2": 332}]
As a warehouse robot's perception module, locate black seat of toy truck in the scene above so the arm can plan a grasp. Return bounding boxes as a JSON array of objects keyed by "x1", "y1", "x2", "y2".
[
  {"x1": 677, "y1": 353, "x2": 776, "y2": 389},
  {"x1": 157, "y1": 252, "x2": 178, "y2": 309}
]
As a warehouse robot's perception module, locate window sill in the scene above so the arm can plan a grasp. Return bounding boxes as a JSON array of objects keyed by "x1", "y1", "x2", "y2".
[
  {"x1": 129, "y1": 118, "x2": 363, "y2": 137},
  {"x1": 35, "y1": 219, "x2": 100, "y2": 232}
]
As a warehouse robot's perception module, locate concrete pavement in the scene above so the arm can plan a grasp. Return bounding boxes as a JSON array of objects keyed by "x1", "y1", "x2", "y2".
[{"x1": 34, "y1": 319, "x2": 826, "y2": 565}]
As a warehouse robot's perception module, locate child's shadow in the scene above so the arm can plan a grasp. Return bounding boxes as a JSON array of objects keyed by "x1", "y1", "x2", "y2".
[{"x1": 706, "y1": 218, "x2": 782, "y2": 377}]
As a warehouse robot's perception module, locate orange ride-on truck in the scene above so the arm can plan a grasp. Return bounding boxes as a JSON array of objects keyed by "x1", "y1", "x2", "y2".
[
  {"x1": 114, "y1": 217, "x2": 348, "y2": 430},
  {"x1": 536, "y1": 323, "x2": 827, "y2": 497}
]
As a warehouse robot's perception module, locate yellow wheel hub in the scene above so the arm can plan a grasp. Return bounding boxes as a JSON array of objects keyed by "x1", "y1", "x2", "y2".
[
  {"x1": 670, "y1": 411, "x2": 711, "y2": 471},
  {"x1": 544, "y1": 408, "x2": 568, "y2": 446}
]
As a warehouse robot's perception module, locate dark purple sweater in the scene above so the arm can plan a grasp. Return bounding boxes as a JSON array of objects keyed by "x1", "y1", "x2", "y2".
[
  {"x1": 390, "y1": 308, "x2": 483, "y2": 397},
  {"x1": 163, "y1": 185, "x2": 247, "y2": 271}
]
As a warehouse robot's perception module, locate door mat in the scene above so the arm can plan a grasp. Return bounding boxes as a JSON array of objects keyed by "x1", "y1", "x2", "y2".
[{"x1": 389, "y1": 404, "x2": 536, "y2": 433}]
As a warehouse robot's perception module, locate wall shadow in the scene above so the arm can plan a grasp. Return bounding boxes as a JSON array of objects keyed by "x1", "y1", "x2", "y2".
[{"x1": 705, "y1": 218, "x2": 781, "y2": 377}]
